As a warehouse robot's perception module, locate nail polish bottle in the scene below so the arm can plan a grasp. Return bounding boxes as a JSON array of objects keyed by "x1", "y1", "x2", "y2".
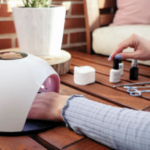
[
  {"x1": 119, "y1": 60, "x2": 124, "y2": 76},
  {"x1": 130, "y1": 59, "x2": 139, "y2": 80},
  {"x1": 109, "y1": 59, "x2": 121, "y2": 83}
]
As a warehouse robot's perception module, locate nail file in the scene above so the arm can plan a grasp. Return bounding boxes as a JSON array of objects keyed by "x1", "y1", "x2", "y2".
[
  {"x1": 124, "y1": 86, "x2": 150, "y2": 89},
  {"x1": 113, "y1": 82, "x2": 150, "y2": 88},
  {"x1": 74, "y1": 66, "x2": 95, "y2": 85}
]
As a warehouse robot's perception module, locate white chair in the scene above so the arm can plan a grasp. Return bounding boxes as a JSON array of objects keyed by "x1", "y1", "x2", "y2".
[{"x1": 83, "y1": 0, "x2": 150, "y2": 65}]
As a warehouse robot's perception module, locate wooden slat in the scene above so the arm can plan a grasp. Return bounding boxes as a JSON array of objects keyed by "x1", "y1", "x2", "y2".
[
  {"x1": 100, "y1": 14, "x2": 114, "y2": 26},
  {"x1": 70, "y1": 65, "x2": 129, "y2": 90},
  {"x1": 63, "y1": 138, "x2": 112, "y2": 150},
  {"x1": 0, "y1": 136, "x2": 46, "y2": 150},
  {"x1": 60, "y1": 74, "x2": 150, "y2": 110},
  {"x1": 98, "y1": 0, "x2": 116, "y2": 9},
  {"x1": 84, "y1": 0, "x2": 100, "y2": 32},
  {"x1": 83, "y1": 0, "x2": 100, "y2": 54},
  {"x1": 70, "y1": 65, "x2": 150, "y2": 101},
  {"x1": 69, "y1": 51, "x2": 150, "y2": 77},
  {"x1": 144, "y1": 107, "x2": 150, "y2": 112},
  {"x1": 60, "y1": 84, "x2": 119, "y2": 107},
  {"x1": 71, "y1": 57, "x2": 150, "y2": 83},
  {"x1": 37, "y1": 126, "x2": 84, "y2": 150},
  {"x1": 83, "y1": 0, "x2": 116, "y2": 53},
  {"x1": 70, "y1": 55, "x2": 150, "y2": 99}
]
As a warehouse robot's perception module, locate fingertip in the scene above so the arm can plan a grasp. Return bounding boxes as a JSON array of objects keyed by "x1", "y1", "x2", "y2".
[
  {"x1": 108, "y1": 57, "x2": 111, "y2": 61},
  {"x1": 108, "y1": 54, "x2": 112, "y2": 61}
]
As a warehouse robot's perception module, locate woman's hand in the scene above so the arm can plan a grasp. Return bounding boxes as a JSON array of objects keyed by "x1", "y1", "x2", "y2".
[
  {"x1": 108, "y1": 34, "x2": 150, "y2": 61},
  {"x1": 27, "y1": 92, "x2": 70, "y2": 122}
]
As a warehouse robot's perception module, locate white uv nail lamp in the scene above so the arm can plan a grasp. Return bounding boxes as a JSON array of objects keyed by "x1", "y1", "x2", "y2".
[{"x1": 0, "y1": 51, "x2": 60, "y2": 135}]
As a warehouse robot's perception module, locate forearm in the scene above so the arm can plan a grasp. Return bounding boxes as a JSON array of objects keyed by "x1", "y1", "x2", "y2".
[{"x1": 62, "y1": 95, "x2": 150, "y2": 150}]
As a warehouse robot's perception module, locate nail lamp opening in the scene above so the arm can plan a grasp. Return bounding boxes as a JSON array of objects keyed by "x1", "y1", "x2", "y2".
[{"x1": 0, "y1": 51, "x2": 60, "y2": 135}]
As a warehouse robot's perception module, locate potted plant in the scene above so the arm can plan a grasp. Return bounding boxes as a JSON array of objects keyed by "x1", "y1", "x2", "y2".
[{"x1": 12, "y1": 0, "x2": 66, "y2": 55}]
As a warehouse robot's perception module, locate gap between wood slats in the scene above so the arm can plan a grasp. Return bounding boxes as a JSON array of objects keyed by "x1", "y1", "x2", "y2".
[
  {"x1": 30, "y1": 134, "x2": 56, "y2": 150},
  {"x1": 0, "y1": 136, "x2": 47, "y2": 150},
  {"x1": 70, "y1": 57, "x2": 150, "y2": 101},
  {"x1": 60, "y1": 84, "x2": 119, "y2": 107},
  {"x1": 62, "y1": 138, "x2": 85, "y2": 150},
  {"x1": 61, "y1": 80, "x2": 136, "y2": 110},
  {"x1": 60, "y1": 74, "x2": 150, "y2": 110},
  {"x1": 98, "y1": 0, "x2": 116, "y2": 9},
  {"x1": 144, "y1": 106, "x2": 150, "y2": 112},
  {"x1": 69, "y1": 57, "x2": 150, "y2": 107},
  {"x1": 35, "y1": 125, "x2": 85, "y2": 150},
  {"x1": 63, "y1": 138, "x2": 112, "y2": 150},
  {"x1": 70, "y1": 65, "x2": 150, "y2": 102}
]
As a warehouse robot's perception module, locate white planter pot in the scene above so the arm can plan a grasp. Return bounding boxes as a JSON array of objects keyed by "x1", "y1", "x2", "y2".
[{"x1": 13, "y1": 6, "x2": 66, "y2": 55}]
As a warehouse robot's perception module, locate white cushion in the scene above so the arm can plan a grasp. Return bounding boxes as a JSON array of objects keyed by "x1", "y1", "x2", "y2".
[{"x1": 93, "y1": 25, "x2": 150, "y2": 66}]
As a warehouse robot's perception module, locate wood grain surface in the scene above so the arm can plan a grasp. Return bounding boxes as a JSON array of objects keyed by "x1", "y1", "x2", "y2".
[
  {"x1": 70, "y1": 65, "x2": 150, "y2": 100},
  {"x1": 144, "y1": 107, "x2": 150, "y2": 112},
  {"x1": 71, "y1": 57, "x2": 150, "y2": 82},
  {"x1": 60, "y1": 74, "x2": 150, "y2": 110},
  {"x1": 37, "y1": 126, "x2": 84, "y2": 150},
  {"x1": 63, "y1": 138, "x2": 112, "y2": 150},
  {"x1": 0, "y1": 136, "x2": 47, "y2": 150},
  {"x1": 60, "y1": 84, "x2": 119, "y2": 107},
  {"x1": 69, "y1": 51, "x2": 150, "y2": 77},
  {"x1": 1, "y1": 50, "x2": 150, "y2": 150}
]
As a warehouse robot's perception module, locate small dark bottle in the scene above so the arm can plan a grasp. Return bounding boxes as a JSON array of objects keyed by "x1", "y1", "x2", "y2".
[{"x1": 130, "y1": 60, "x2": 139, "y2": 80}]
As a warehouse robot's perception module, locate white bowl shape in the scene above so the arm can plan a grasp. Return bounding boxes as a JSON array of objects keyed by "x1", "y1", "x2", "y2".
[{"x1": 0, "y1": 51, "x2": 60, "y2": 132}]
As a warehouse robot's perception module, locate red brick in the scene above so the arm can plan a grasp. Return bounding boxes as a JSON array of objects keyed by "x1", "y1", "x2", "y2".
[
  {"x1": 70, "y1": 32, "x2": 86, "y2": 43},
  {"x1": 65, "y1": 18, "x2": 85, "y2": 29},
  {"x1": 0, "y1": 21, "x2": 16, "y2": 34},
  {"x1": 0, "y1": 39, "x2": 11, "y2": 50},
  {"x1": 0, "y1": 4, "x2": 12, "y2": 17},
  {"x1": 16, "y1": 34, "x2": 68, "y2": 47},
  {"x1": 51, "y1": 2, "x2": 69, "y2": 15},
  {"x1": 62, "y1": 34, "x2": 68, "y2": 44},
  {"x1": 63, "y1": 45, "x2": 87, "y2": 53},
  {"x1": 71, "y1": 4, "x2": 84, "y2": 15}
]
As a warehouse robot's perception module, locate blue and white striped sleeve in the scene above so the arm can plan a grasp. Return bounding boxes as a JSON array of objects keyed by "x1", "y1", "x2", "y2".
[{"x1": 61, "y1": 95, "x2": 150, "y2": 150}]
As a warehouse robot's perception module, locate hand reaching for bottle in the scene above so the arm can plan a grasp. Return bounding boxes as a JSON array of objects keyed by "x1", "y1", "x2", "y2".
[{"x1": 108, "y1": 34, "x2": 150, "y2": 61}]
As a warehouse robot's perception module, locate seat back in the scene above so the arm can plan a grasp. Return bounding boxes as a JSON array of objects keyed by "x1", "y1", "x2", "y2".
[{"x1": 83, "y1": 0, "x2": 117, "y2": 53}]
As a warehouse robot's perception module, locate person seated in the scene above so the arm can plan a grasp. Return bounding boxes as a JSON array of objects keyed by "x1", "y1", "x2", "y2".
[{"x1": 28, "y1": 34, "x2": 150, "y2": 150}]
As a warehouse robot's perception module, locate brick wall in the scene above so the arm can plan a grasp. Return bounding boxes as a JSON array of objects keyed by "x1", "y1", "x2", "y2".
[{"x1": 0, "y1": 0, "x2": 87, "y2": 52}]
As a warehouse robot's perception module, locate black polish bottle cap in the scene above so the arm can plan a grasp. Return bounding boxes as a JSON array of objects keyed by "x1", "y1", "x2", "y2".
[
  {"x1": 113, "y1": 59, "x2": 119, "y2": 70},
  {"x1": 119, "y1": 60, "x2": 122, "y2": 63}
]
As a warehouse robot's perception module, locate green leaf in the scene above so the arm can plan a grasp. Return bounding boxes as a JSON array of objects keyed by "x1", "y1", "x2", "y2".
[{"x1": 22, "y1": 0, "x2": 52, "y2": 8}]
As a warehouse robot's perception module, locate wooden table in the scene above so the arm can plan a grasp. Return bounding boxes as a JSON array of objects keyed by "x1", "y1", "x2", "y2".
[{"x1": 1, "y1": 51, "x2": 150, "y2": 150}]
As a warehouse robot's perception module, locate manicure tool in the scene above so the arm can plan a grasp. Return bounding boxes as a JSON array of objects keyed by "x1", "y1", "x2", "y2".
[
  {"x1": 113, "y1": 82, "x2": 150, "y2": 88},
  {"x1": 124, "y1": 86, "x2": 150, "y2": 89},
  {"x1": 127, "y1": 88, "x2": 150, "y2": 97}
]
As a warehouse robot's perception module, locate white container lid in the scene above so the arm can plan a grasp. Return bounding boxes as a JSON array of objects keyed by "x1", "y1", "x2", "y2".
[{"x1": 74, "y1": 66, "x2": 95, "y2": 85}]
